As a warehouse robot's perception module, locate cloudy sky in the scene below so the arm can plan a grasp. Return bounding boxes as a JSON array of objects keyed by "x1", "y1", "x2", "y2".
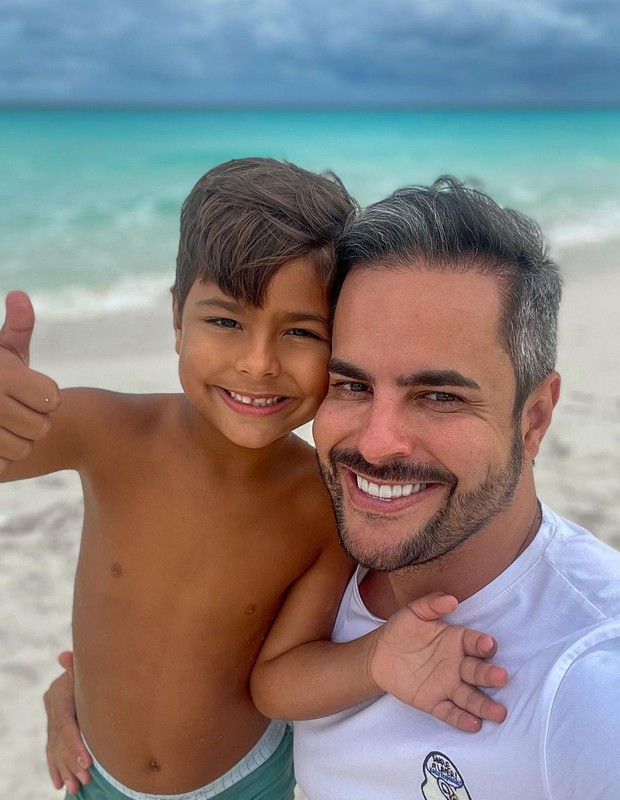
[{"x1": 1, "y1": 0, "x2": 618, "y2": 106}]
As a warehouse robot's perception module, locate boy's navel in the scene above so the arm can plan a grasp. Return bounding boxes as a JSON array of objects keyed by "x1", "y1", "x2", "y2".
[
  {"x1": 111, "y1": 562, "x2": 123, "y2": 578},
  {"x1": 244, "y1": 603, "x2": 257, "y2": 615},
  {"x1": 149, "y1": 758, "x2": 161, "y2": 772}
]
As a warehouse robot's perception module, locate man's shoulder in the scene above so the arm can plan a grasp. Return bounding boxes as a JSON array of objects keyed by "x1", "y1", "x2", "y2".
[{"x1": 543, "y1": 621, "x2": 620, "y2": 795}]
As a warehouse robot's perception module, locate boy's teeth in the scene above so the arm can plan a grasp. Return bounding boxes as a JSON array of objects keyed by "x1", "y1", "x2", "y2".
[
  {"x1": 356, "y1": 475, "x2": 427, "y2": 500},
  {"x1": 228, "y1": 391, "x2": 282, "y2": 407}
]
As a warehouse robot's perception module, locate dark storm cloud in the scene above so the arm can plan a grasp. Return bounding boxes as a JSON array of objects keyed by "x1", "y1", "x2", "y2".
[{"x1": 0, "y1": 0, "x2": 618, "y2": 104}]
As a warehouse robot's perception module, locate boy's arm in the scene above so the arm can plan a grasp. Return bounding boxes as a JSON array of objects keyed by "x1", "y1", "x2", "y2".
[
  {"x1": 43, "y1": 652, "x2": 92, "y2": 795},
  {"x1": 0, "y1": 291, "x2": 94, "y2": 479},
  {"x1": 250, "y1": 541, "x2": 508, "y2": 731}
]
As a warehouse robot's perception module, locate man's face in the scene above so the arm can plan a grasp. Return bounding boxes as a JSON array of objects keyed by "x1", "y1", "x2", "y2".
[{"x1": 313, "y1": 265, "x2": 525, "y2": 571}]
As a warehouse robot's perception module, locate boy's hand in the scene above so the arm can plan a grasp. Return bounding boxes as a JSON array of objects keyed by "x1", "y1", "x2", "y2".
[
  {"x1": 0, "y1": 291, "x2": 60, "y2": 472},
  {"x1": 44, "y1": 652, "x2": 92, "y2": 794},
  {"x1": 369, "y1": 592, "x2": 508, "y2": 732}
]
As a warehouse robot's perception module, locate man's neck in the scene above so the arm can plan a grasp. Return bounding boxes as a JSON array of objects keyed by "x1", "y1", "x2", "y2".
[{"x1": 361, "y1": 477, "x2": 542, "y2": 618}]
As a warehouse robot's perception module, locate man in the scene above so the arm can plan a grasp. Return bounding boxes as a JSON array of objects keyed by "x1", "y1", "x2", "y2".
[{"x1": 294, "y1": 177, "x2": 620, "y2": 799}]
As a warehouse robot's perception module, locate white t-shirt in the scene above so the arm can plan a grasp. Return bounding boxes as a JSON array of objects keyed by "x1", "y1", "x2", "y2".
[{"x1": 294, "y1": 506, "x2": 620, "y2": 800}]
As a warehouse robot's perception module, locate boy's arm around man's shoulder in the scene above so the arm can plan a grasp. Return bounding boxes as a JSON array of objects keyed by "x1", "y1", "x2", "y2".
[{"x1": 250, "y1": 488, "x2": 508, "y2": 730}]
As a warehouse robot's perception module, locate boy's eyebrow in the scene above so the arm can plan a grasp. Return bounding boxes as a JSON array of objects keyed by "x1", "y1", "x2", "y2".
[
  {"x1": 195, "y1": 299, "x2": 329, "y2": 328},
  {"x1": 280, "y1": 311, "x2": 330, "y2": 327},
  {"x1": 195, "y1": 298, "x2": 243, "y2": 313}
]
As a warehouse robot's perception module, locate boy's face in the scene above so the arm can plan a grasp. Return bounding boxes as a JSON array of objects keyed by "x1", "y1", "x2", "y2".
[{"x1": 174, "y1": 257, "x2": 331, "y2": 450}]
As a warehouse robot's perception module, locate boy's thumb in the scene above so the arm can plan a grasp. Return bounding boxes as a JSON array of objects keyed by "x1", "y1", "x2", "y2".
[{"x1": 0, "y1": 291, "x2": 35, "y2": 366}]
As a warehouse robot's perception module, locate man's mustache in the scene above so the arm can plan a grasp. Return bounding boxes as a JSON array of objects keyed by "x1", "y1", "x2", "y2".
[{"x1": 327, "y1": 447, "x2": 457, "y2": 487}]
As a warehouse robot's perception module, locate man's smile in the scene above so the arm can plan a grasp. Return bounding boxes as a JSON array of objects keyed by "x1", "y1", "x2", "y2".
[
  {"x1": 355, "y1": 474, "x2": 428, "y2": 500},
  {"x1": 342, "y1": 467, "x2": 444, "y2": 512}
]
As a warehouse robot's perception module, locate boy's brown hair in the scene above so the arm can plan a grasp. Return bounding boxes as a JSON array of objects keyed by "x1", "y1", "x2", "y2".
[{"x1": 172, "y1": 158, "x2": 357, "y2": 314}]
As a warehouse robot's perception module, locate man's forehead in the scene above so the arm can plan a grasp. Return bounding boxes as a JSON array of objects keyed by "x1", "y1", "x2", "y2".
[
  {"x1": 331, "y1": 266, "x2": 510, "y2": 381},
  {"x1": 334, "y1": 266, "x2": 502, "y2": 324}
]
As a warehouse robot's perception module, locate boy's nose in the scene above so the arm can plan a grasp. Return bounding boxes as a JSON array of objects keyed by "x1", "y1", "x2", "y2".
[{"x1": 235, "y1": 340, "x2": 281, "y2": 378}]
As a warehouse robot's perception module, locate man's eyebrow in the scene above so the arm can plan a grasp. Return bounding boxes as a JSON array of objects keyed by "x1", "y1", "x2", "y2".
[
  {"x1": 328, "y1": 358, "x2": 373, "y2": 383},
  {"x1": 398, "y1": 369, "x2": 480, "y2": 390}
]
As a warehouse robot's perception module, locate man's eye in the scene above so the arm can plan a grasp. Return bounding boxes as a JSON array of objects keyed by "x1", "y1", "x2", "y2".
[
  {"x1": 425, "y1": 391, "x2": 461, "y2": 406},
  {"x1": 330, "y1": 381, "x2": 370, "y2": 395}
]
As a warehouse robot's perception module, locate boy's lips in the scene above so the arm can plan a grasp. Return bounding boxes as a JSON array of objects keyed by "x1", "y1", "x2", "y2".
[{"x1": 216, "y1": 386, "x2": 294, "y2": 415}]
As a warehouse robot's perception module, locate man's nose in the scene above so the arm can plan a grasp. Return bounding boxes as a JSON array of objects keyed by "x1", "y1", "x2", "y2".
[
  {"x1": 356, "y1": 395, "x2": 416, "y2": 464},
  {"x1": 235, "y1": 336, "x2": 281, "y2": 378}
]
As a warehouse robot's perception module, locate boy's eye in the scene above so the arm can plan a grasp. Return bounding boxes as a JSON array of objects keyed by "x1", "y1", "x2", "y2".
[
  {"x1": 206, "y1": 317, "x2": 241, "y2": 329},
  {"x1": 287, "y1": 328, "x2": 324, "y2": 340}
]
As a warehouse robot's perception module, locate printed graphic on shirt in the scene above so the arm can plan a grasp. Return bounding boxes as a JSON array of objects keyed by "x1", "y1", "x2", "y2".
[{"x1": 421, "y1": 751, "x2": 472, "y2": 800}]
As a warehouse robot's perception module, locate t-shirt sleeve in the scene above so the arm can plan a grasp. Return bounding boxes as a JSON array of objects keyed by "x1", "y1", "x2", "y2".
[{"x1": 546, "y1": 635, "x2": 620, "y2": 799}]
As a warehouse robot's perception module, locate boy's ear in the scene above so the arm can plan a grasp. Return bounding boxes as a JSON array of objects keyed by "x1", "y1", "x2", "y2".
[
  {"x1": 521, "y1": 371, "x2": 561, "y2": 460},
  {"x1": 172, "y1": 294, "x2": 182, "y2": 355}
]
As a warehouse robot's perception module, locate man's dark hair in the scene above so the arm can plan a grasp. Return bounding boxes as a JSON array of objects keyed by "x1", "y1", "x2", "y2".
[
  {"x1": 335, "y1": 176, "x2": 562, "y2": 412},
  {"x1": 172, "y1": 158, "x2": 356, "y2": 315}
]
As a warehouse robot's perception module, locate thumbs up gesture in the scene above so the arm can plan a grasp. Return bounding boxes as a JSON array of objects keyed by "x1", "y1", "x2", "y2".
[{"x1": 0, "y1": 291, "x2": 61, "y2": 473}]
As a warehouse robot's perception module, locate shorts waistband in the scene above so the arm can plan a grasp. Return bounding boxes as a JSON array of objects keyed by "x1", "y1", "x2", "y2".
[{"x1": 83, "y1": 719, "x2": 288, "y2": 799}]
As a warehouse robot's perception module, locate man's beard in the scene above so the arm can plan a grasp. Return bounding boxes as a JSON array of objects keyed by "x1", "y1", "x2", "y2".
[{"x1": 318, "y1": 433, "x2": 524, "y2": 572}]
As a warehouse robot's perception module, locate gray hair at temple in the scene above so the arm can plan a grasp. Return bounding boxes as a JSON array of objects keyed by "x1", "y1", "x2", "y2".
[{"x1": 334, "y1": 176, "x2": 562, "y2": 414}]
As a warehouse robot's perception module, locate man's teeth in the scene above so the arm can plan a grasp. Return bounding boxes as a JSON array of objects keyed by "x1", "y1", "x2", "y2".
[
  {"x1": 228, "y1": 391, "x2": 282, "y2": 407},
  {"x1": 356, "y1": 475, "x2": 427, "y2": 500}
]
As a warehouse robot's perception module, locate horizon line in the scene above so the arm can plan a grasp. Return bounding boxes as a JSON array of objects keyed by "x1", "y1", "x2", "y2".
[{"x1": 1, "y1": 100, "x2": 619, "y2": 112}]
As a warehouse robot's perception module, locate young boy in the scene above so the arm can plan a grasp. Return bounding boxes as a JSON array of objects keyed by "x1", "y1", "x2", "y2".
[{"x1": 0, "y1": 158, "x2": 507, "y2": 799}]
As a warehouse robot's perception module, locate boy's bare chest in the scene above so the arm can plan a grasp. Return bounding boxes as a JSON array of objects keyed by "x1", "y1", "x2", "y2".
[{"x1": 78, "y1": 458, "x2": 324, "y2": 632}]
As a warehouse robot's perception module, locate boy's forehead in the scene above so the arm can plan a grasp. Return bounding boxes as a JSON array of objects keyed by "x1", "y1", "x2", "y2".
[{"x1": 187, "y1": 259, "x2": 331, "y2": 319}]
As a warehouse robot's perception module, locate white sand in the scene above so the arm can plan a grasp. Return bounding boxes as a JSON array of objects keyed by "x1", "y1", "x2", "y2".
[{"x1": 1, "y1": 242, "x2": 619, "y2": 797}]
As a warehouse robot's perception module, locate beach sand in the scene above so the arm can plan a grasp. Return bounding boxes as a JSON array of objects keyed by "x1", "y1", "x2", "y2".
[{"x1": 1, "y1": 239, "x2": 619, "y2": 796}]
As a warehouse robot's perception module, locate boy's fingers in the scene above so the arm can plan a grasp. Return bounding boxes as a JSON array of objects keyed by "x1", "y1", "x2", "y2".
[
  {"x1": 58, "y1": 650, "x2": 75, "y2": 676},
  {"x1": 460, "y1": 655, "x2": 509, "y2": 688},
  {"x1": 0, "y1": 427, "x2": 35, "y2": 464},
  {"x1": 77, "y1": 768, "x2": 92, "y2": 784},
  {"x1": 0, "y1": 291, "x2": 35, "y2": 366},
  {"x1": 0, "y1": 395, "x2": 53, "y2": 441},
  {"x1": 450, "y1": 683, "x2": 507, "y2": 724},
  {"x1": 461, "y1": 629, "x2": 498, "y2": 658},
  {"x1": 432, "y1": 700, "x2": 482, "y2": 733},
  {"x1": 407, "y1": 592, "x2": 458, "y2": 621},
  {"x1": 46, "y1": 755, "x2": 64, "y2": 790}
]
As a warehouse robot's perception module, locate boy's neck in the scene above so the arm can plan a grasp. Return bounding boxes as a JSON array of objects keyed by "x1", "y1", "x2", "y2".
[{"x1": 177, "y1": 396, "x2": 299, "y2": 480}]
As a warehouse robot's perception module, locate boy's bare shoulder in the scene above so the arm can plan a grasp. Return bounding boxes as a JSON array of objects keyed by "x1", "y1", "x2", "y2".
[{"x1": 274, "y1": 433, "x2": 337, "y2": 547}]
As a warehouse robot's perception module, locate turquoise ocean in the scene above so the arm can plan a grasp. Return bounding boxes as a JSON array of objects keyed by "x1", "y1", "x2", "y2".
[{"x1": 1, "y1": 107, "x2": 619, "y2": 319}]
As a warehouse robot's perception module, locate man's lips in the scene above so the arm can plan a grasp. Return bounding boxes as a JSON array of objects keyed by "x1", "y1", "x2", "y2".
[{"x1": 342, "y1": 467, "x2": 443, "y2": 511}]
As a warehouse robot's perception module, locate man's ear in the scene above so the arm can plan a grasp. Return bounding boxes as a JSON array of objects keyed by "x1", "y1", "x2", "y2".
[
  {"x1": 521, "y1": 371, "x2": 561, "y2": 459},
  {"x1": 172, "y1": 294, "x2": 182, "y2": 355}
]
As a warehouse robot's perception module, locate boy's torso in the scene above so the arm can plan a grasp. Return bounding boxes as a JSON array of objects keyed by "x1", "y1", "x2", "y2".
[{"x1": 61, "y1": 389, "x2": 336, "y2": 793}]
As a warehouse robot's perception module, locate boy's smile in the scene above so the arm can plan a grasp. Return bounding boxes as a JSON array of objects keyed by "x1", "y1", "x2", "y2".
[{"x1": 174, "y1": 257, "x2": 331, "y2": 450}]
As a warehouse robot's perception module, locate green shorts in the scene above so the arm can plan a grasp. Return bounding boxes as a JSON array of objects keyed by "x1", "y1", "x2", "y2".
[{"x1": 69, "y1": 721, "x2": 294, "y2": 800}]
